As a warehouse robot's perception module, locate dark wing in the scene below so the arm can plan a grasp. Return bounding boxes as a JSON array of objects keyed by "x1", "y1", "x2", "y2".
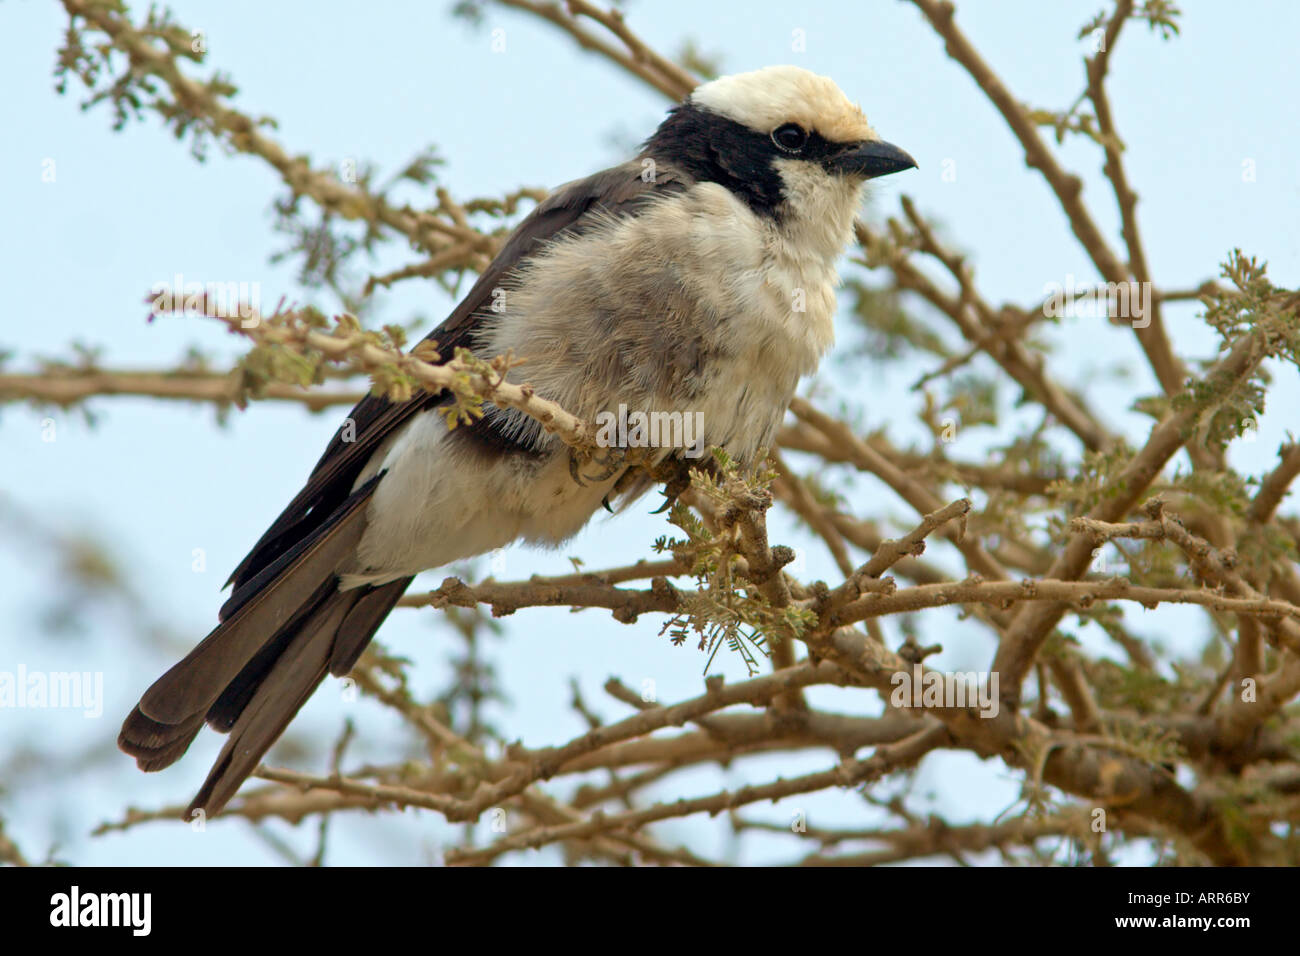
[{"x1": 223, "y1": 159, "x2": 695, "y2": 605}]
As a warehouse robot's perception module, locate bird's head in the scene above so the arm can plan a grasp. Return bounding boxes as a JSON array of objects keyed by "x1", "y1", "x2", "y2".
[{"x1": 644, "y1": 65, "x2": 915, "y2": 232}]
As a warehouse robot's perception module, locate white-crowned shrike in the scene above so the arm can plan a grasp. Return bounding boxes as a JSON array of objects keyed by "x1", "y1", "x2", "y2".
[{"x1": 119, "y1": 65, "x2": 916, "y2": 816}]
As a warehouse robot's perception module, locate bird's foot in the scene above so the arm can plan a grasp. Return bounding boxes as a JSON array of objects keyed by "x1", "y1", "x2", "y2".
[
  {"x1": 568, "y1": 445, "x2": 629, "y2": 486},
  {"x1": 647, "y1": 454, "x2": 715, "y2": 514}
]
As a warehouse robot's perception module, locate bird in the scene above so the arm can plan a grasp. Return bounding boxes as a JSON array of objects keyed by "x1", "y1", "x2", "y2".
[{"x1": 118, "y1": 64, "x2": 916, "y2": 817}]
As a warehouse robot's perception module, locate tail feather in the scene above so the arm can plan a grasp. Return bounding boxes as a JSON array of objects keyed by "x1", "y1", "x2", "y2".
[
  {"x1": 330, "y1": 576, "x2": 414, "y2": 676},
  {"x1": 117, "y1": 475, "x2": 413, "y2": 817},
  {"x1": 119, "y1": 708, "x2": 206, "y2": 771},
  {"x1": 187, "y1": 592, "x2": 352, "y2": 817},
  {"x1": 132, "y1": 483, "x2": 375, "y2": 729},
  {"x1": 205, "y1": 576, "x2": 339, "y2": 733}
]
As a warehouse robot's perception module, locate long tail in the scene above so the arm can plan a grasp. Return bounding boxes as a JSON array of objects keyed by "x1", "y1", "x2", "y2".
[{"x1": 118, "y1": 478, "x2": 412, "y2": 818}]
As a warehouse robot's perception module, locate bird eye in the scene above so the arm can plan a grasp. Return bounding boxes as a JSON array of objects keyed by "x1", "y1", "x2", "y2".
[{"x1": 771, "y1": 123, "x2": 808, "y2": 153}]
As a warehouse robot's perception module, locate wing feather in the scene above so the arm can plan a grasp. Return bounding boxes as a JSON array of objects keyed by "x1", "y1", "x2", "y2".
[{"x1": 226, "y1": 161, "x2": 694, "y2": 591}]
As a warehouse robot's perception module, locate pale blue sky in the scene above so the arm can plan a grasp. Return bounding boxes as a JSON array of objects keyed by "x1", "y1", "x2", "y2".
[{"x1": 2, "y1": 0, "x2": 1297, "y2": 865}]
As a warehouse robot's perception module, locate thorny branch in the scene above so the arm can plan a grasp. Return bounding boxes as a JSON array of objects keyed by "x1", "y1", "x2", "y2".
[{"x1": 14, "y1": 0, "x2": 1300, "y2": 865}]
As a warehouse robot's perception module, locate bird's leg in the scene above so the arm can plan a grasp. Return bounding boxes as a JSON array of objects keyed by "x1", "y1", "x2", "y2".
[
  {"x1": 568, "y1": 444, "x2": 628, "y2": 486},
  {"x1": 582, "y1": 445, "x2": 628, "y2": 483},
  {"x1": 647, "y1": 454, "x2": 714, "y2": 514}
]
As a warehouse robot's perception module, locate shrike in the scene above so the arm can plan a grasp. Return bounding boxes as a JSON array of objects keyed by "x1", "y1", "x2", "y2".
[{"x1": 120, "y1": 65, "x2": 916, "y2": 816}]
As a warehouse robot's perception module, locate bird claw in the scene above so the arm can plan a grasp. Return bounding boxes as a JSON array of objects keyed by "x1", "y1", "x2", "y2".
[
  {"x1": 647, "y1": 455, "x2": 701, "y2": 514},
  {"x1": 568, "y1": 451, "x2": 587, "y2": 487},
  {"x1": 584, "y1": 451, "x2": 627, "y2": 483},
  {"x1": 569, "y1": 446, "x2": 628, "y2": 487}
]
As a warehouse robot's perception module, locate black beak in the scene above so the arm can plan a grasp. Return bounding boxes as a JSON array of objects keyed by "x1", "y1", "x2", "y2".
[{"x1": 831, "y1": 139, "x2": 917, "y2": 179}]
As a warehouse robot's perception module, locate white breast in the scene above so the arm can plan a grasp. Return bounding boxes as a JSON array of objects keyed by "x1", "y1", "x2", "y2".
[
  {"x1": 346, "y1": 180, "x2": 852, "y2": 584},
  {"x1": 483, "y1": 181, "x2": 842, "y2": 461}
]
